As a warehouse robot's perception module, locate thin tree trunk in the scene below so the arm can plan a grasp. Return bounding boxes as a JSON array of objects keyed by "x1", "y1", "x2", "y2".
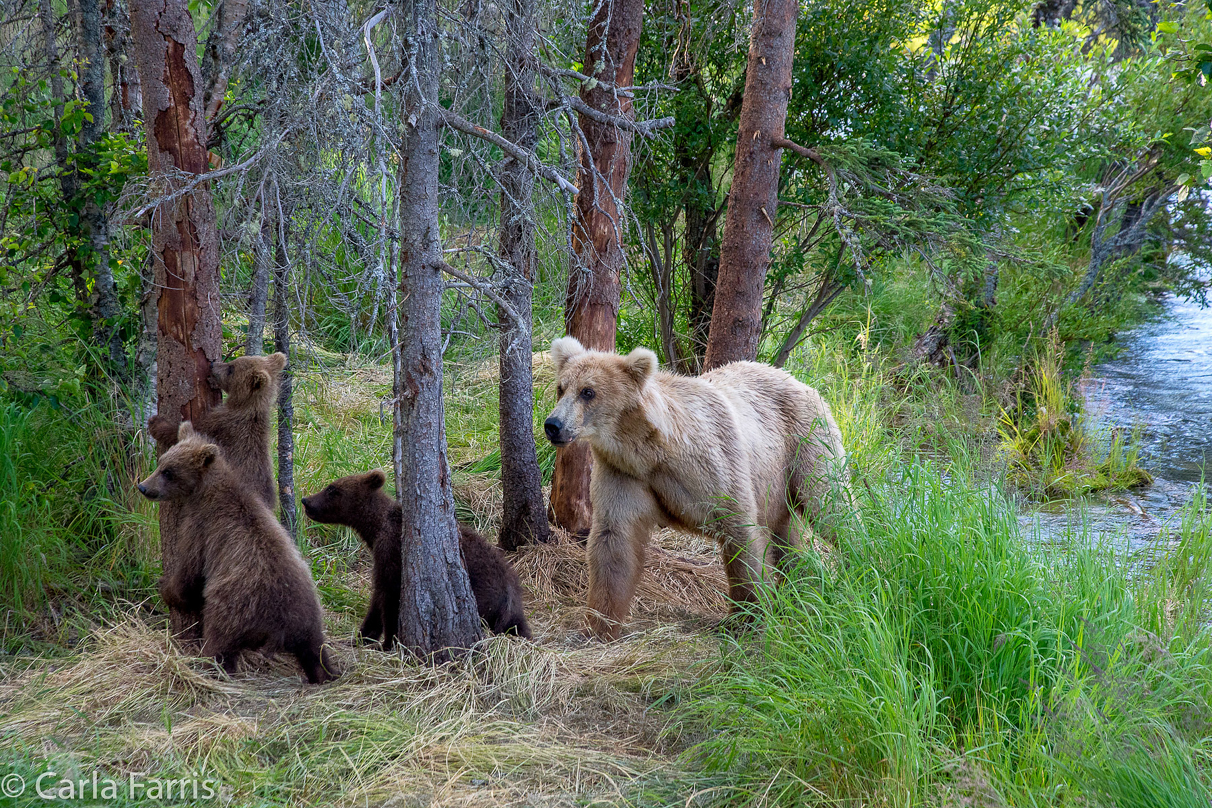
[
  {"x1": 673, "y1": 57, "x2": 718, "y2": 371},
  {"x1": 642, "y1": 219, "x2": 685, "y2": 371},
  {"x1": 73, "y1": 0, "x2": 126, "y2": 375},
  {"x1": 272, "y1": 206, "x2": 296, "y2": 538},
  {"x1": 245, "y1": 205, "x2": 272, "y2": 355},
  {"x1": 496, "y1": 0, "x2": 551, "y2": 552},
  {"x1": 550, "y1": 0, "x2": 645, "y2": 539},
  {"x1": 702, "y1": 0, "x2": 800, "y2": 371},
  {"x1": 42, "y1": 0, "x2": 125, "y2": 376},
  {"x1": 394, "y1": 0, "x2": 482, "y2": 658},
  {"x1": 131, "y1": 0, "x2": 222, "y2": 641},
  {"x1": 200, "y1": 0, "x2": 251, "y2": 124},
  {"x1": 104, "y1": 0, "x2": 141, "y2": 132}
]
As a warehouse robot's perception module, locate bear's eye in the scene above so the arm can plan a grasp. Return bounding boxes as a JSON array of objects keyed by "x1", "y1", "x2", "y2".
[
  {"x1": 326, "y1": 486, "x2": 340, "y2": 497},
  {"x1": 162, "y1": 469, "x2": 174, "y2": 482},
  {"x1": 556, "y1": 385, "x2": 565, "y2": 398},
  {"x1": 579, "y1": 387, "x2": 595, "y2": 401}
]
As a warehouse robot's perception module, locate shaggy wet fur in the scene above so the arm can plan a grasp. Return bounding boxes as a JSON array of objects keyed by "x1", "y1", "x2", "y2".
[
  {"x1": 148, "y1": 352, "x2": 286, "y2": 511},
  {"x1": 545, "y1": 336, "x2": 852, "y2": 640},
  {"x1": 301, "y1": 471, "x2": 532, "y2": 649},
  {"x1": 138, "y1": 423, "x2": 338, "y2": 684}
]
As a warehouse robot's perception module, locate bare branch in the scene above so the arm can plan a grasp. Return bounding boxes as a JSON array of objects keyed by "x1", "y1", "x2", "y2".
[
  {"x1": 436, "y1": 260, "x2": 524, "y2": 331},
  {"x1": 439, "y1": 109, "x2": 578, "y2": 195}
]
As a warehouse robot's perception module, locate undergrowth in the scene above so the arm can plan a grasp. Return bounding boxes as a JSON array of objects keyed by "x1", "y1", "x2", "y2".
[{"x1": 681, "y1": 458, "x2": 1212, "y2": 806}]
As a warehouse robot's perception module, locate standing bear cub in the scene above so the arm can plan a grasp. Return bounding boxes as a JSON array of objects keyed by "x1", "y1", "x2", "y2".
[
  {"x1": 544, "y1": 336, "x2": 852, "y2": 640},
  {"x1": 302, "y1": 471, "x2": 532, "y2": 649},
  {"x1": 138, "y1": 423, "x2": 338, "y2": 684},
  {"x1": 149, "y1": 352, "x2": 287, "y2": 511}
]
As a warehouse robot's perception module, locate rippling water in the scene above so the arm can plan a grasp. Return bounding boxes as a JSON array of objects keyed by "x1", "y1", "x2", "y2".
[{"x1": 1020, "y1": 295, "x2": 1212, "y2": 551}]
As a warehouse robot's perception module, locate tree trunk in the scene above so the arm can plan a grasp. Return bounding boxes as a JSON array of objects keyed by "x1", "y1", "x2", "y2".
[
  {"x1": 496, "y1": 0, "x2": 551, "y2": 552},
  {"x1": 702, "y1": 0, "x2": 800, "y2": 371},
  {"x1": 104, "y1": 0, "x2": 141, "y2": 133},
  {"x1": 73, "y1": 0, "x2": 126, "y2": 375},
  {"x1": 272, "y1": 209, "x2": 296, "y2": 538},
  {"x1": 132, "y1": 0, "x2": 223, "y2": 639},
  {"x1": 245, "y1": 206, "x2": 272, "y2": 355},
  {"x1": 672, "y1": 57, "x2": 719, "y2": 371},
  {"x1": 200, "y1": 0, "x2": 251, "y2": 125},
  {"x1": 550, "y1": 0, "x2": 645, "y2": 539},
  {"x1": 394, "y1": 0, "x2": 482, "y2": 658}
]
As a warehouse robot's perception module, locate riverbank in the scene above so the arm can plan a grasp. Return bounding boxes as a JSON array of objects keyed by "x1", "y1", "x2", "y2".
[{"x1": 1024, "y1": 294, "x2": 1212, "y2": 553}]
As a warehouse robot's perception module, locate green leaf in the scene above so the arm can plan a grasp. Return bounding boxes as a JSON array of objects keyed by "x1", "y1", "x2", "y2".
[{"x1": 1157, "y1": 21, "x2": 1180, "y2": 33}]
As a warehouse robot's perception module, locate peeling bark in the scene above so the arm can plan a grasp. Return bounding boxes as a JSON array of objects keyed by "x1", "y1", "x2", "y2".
[
  {"x1": 131, "y1": 0, "x2": 223, "y2": 639},
  {"x1": 551, "y1": 0, "x2": 645, "y2": 539}
]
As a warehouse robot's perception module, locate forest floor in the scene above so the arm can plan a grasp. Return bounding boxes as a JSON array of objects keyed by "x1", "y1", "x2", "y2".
[{"x1": 0, "y1": 352, "x2": 727, "y2": 806}]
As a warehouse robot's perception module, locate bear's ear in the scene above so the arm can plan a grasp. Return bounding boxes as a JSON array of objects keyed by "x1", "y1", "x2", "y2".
[
  {"x1": 249, "y1": 370, "x2": 270, "y2": 392},
  {"x1": 267, "y1": 352, "x2": 287, "y2": 373},
  {"x1": 365, "y1": 469, "x2": 387, "y2": 490},
  {"x1": 198, "y1": 444, "x2": 218, "y2": 469},
  {"x1": 549, "y1": 336, "x2": 585, "y2": 374},
  {"x1": 622, "y1": 347, "x2": 659, "y2": 385},
  {"x1": 177, "y1": 421, "x2": 197, "y2": 441}
]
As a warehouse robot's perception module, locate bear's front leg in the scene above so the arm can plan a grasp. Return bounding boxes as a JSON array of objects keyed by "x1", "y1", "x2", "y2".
[{"x1": 585, "y1": 468, "x2": 659, "y2": 640}]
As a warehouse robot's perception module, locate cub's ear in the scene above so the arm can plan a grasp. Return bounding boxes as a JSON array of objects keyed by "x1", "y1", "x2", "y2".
[
  {"x1": 549, "y1": 336, "x2": 585, "y2": 374},
  {"x1": 622, "y1": 347, "x2": 659, "y2": 385},
  {"x1": 250, "y1": 370, "x2": 270, "y2": 391},
  {"x1": 267, "y1": 352, "x2": 287, "y2": 373},
  {"x1": 177, "y1": 421, "x2": 197, "y2": 441},
  {"x1": 199, "y1": 444, "x2": 218, "y2": 469},
  {"x1": 365, "y1": 469, "x2": 387, "y2": 490}
]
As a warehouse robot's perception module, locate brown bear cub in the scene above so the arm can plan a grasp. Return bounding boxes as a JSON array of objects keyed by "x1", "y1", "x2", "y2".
[
  {"x1": 149, "y1": 352, "x2": 286, "y2": 511},
  {"x1": 138, "y1": 423, "x2": 338, "y2": 684},
  {"x1": 302, "y1": 471, "x2": 531, "y2": 649}
]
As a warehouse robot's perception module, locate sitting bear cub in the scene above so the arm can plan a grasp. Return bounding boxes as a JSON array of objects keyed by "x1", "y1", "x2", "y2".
[
  {"x1": 302, "y1": 471, "x2": 532, "y2": 648},
  {"x1": 544, "y1": 336, "x2": 852, "y2": 640},
  {"x1": 138, "y1": 422, "x2": 338, "y2": 684}
]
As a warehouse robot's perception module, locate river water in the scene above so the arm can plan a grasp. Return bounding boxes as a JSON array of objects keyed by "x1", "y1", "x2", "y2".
[{"x1": 1021, "y1": 295, "x2": 1212, "y2": 552}]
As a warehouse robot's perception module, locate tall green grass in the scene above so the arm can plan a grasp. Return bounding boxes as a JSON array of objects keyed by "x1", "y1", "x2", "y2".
[
  {"x1": 0, "y1": 394, "x2": 159, "y2": 646},
  {"x1": 679, "y1": 456, "x2": 1212, "y2": 805}
]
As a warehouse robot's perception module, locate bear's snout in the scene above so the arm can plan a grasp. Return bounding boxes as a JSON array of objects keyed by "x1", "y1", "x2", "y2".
[
  {"x1": 544, "y1": 417, "x2": 565, "y2": 445},
  {"x1": 137, "y1": 482, "x2": 156, "y2": 500}
]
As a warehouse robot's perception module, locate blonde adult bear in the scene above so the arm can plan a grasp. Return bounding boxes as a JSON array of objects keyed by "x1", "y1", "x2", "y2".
[{"x1": 544, "y1": 337, "x2": 851, "y2": 640}]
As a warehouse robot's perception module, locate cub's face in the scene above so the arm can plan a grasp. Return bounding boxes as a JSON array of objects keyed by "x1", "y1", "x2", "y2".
[
  {"x1": 210, "y1": 352, "x2": 287, "y2": 406},
  {"x1": 544, "y1": 337, "x2": 658, "y2": 447},
  {"x1": 137, "y1": 423, "x2": 218, "y2": 501},
  {"x1": 301, "y1": 470, "x2": 386, "y2": 526}
]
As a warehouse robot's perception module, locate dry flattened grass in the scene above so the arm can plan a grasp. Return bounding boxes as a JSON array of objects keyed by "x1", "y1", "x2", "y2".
[
  {"x1": 0, "y1": 525, "x2": 729, "y2": 806},
  {"x1": 515, "y1": 528, "x2": 729, "y2": 636}
]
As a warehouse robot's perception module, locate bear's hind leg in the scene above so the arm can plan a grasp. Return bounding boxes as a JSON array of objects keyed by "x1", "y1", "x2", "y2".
[
  {"x1": 290, "y1": 637, "x2": 338, "y2": 684},
  {"x1": 358, "y1": 592, "x2": 384, "y2": 646},
  {"x1": 718, "y1": 519, "x2": 767, "y2": 615}
]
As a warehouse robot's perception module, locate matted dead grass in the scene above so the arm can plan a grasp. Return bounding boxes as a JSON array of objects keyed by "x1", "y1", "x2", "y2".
[{"x1": 0, "y1": 526, "x2": 730, "y2": 806}]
